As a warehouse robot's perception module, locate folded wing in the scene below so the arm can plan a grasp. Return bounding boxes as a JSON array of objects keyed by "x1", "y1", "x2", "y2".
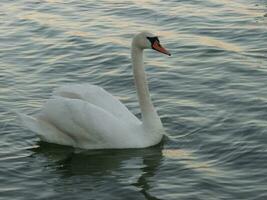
[
  {"x1": 28, "y1": 97, "x2": 141, "y2": 149},
  {"x1": 54, "y1": 84, "x2": 140, "y2": 125}
]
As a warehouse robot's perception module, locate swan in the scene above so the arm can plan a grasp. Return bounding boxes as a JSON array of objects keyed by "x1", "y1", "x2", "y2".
[{"x1": 19, "y1": 31, "x2": 171, "y2": 149}]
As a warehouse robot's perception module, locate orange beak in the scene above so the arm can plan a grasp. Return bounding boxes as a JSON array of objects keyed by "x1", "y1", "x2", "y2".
[{"x1": 152, "y1": 41, "x2": 171, "y2": 56}]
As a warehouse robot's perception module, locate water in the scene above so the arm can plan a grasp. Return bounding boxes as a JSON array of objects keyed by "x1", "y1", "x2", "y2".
[{"x1": 1, "y1": 0, "x2": 267, "y2": 199}]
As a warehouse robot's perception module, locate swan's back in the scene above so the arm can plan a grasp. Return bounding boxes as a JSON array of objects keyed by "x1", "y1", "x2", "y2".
[{"x1": 54, "y1": 84, "x2": 140, "y2": 125}]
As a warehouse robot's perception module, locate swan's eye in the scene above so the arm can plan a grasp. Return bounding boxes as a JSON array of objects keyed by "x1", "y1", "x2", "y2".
[{"x1": 147, "y1": 36, "x2": 160, "y2": 46}]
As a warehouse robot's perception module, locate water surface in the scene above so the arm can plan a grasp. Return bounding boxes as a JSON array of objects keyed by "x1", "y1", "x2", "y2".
[{"x1": 1, "y1": 0, "x2": 267, "y2": 199}]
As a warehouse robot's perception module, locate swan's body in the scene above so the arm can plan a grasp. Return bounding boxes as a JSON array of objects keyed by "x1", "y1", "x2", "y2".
[{"x1": 19, "y1": 32, "x2": 170, "y2": 149}]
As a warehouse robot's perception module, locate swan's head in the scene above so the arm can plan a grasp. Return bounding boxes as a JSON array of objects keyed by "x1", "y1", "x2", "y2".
[{"x1": 132, "y1": 31, "x2": 171, "y2": 56}]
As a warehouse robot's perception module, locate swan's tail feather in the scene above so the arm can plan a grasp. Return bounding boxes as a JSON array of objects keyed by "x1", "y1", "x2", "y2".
[
  {"x1": 17, "y1": 113, "x2": 40, "y2": 134},
  {"x1": 17, "y1": 112, "x2": 76, "y2": 147}
]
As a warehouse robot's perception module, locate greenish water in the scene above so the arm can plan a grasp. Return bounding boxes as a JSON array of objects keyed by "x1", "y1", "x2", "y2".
[{"x1": 0, "y1": 0, "x2": 267, "y2": 199}]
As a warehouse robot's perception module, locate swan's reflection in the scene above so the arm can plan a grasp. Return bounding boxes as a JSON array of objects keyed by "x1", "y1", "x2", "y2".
[{"x1": 33, "y1": 142, "x2": 164, "y2": 200}]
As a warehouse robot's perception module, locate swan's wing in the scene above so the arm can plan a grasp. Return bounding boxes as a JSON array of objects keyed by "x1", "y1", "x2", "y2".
[
  {"x1": 53, "y1": 84, "x2": 140, "y2": 124},
  {"x1": 30, "y1": 97, "x2": 141, "y2": 149}
]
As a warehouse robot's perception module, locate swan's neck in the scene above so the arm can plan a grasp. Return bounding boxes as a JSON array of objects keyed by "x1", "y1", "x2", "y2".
[{"x1": 131, "y1": 45, "x2": 162, "y2": 129}]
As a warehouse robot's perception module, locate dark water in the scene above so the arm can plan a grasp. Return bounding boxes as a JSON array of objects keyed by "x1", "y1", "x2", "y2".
[{"x1": 1, "y1": 0, "x2": 267, "y2": 199}]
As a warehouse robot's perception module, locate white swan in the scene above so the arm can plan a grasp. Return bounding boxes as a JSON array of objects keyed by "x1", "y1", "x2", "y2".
[{"x1": 19, "y1": 32, "x2": 171, "y2": 149}]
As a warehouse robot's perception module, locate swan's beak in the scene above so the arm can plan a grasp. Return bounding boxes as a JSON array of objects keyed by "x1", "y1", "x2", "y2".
[{"x1": 152, "y1": 41, "x2": 171, "y2": 56}]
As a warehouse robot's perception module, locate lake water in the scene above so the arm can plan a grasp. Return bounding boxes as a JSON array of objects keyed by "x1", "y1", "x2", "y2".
[{"x1": 0, "y1": 0, "x2": 267, "y2": 199}]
